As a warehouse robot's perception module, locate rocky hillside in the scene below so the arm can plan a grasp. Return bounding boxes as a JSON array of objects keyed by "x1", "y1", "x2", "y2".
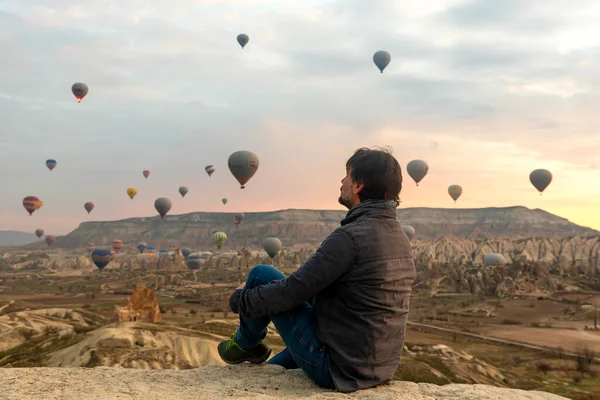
[
  {"x1": 0, "y1": 231, "x2": 39, "y2": 247},
  {"x1": 1, "y1": 364, "x2": 568, "y2": 399},
  {"x1": 27, "y1": 206, "x2": 598, "y2": 250},
  {"x1": 413, "y1": 235, "x2": 600, "y2": 271}
]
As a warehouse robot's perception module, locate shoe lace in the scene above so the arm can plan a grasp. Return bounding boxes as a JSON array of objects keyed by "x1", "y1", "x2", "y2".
[
  {"x1": 227, "y1": 333, "x2": 240, "y2": 351},
  {"x1": 226, "y1": 333, "x2": 264, "y2": 351}
]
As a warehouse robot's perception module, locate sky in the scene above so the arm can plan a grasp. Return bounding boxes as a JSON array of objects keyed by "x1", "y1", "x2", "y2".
[{"x1": 1, "y1": 0, "x2": 600, "y2": 235}]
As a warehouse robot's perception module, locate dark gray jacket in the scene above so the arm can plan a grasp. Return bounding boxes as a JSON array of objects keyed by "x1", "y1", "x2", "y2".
[{"x1": 229, "y1": 200, "x2": 416, "y2": 392}]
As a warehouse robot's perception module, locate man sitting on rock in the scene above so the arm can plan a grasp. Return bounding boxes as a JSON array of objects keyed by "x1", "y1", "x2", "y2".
[{"x1": 218, "y1": 147, "x2": 416, "y2": 393}]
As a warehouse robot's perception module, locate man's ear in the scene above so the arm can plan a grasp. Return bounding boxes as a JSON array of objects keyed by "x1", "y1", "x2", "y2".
[{"x1": 353, "y1": 182, "x2": 364, "y2": 195}]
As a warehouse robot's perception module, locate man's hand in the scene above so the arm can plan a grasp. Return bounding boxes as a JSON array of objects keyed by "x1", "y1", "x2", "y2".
[{"x1": 236, "y1": 282, "x2": 246, "y2": 290}]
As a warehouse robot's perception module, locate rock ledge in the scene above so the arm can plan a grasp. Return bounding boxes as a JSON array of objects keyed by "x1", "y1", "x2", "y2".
[{"x1": 2, "y1": 364, "x2": 567, "y2": 400}]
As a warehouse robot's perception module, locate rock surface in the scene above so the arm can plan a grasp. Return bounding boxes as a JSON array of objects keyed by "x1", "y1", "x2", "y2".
[
  {"x1": 26, "y1": 206, "x2": 598, "y2": 250},
  {"x1": 43, "y1": 322, "x2": 225, "y2": 369},
  {"x1": 1, "y1": 364, "x2": 568, "y2": 400},
  {"x1": 112, "y1": 284, "x2": 161, "y2": 323}
]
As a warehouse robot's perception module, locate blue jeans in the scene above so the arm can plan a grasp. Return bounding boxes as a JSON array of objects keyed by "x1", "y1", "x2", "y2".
[{"x1": 233, "y1": 264, "x2": 335, "y2": 389}]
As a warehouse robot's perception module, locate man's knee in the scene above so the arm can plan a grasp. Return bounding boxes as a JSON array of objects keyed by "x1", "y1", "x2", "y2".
[{"x1": 246, "y1": 264, "x2": 285, "y2": 288}]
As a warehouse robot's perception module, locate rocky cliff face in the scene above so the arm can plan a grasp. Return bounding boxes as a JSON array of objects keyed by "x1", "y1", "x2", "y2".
[{"x1": 29, "y1": 206, "x2": 598, "y2": 250}]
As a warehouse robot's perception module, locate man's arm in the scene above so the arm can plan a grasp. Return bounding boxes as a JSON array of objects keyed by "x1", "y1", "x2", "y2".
[{"x1": 229, "y1": 228, "x2": 354, "y2": 317}]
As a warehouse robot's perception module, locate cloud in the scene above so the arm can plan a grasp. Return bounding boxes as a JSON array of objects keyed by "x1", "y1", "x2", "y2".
[
  {"x1": 1, "y1": 0, "x2": 600, "y2": 234},
  {"x1": 441, "y1": 0, "x2": 565, "y2": 32}
]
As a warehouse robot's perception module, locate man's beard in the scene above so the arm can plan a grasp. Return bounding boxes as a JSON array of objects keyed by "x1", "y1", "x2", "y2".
[{"x1": 338, "y1": 194, "x2": 352, "y2": 209}]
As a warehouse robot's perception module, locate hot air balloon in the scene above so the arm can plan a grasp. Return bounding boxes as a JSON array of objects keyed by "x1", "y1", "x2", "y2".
[
  {"x1": 35, "y1": 229, "x2": 44, "y2": 238},
  {"x1": 212, "y1": 231, "x2": 228, "y2": 249},
  {"x1": 178, "y1": 186, "x2": 188, "y2": 197},
  {"x1": 91, "y1": 248, "x2": 114, "y2": 271},
  {"x1": 222, "y1": 198, "x2": 228, "y2": 205},
  {"x1": 263, "y1": 237, "x2": 282, "y2": 259},
  {"x1": 186, "y1": 254, "x2": 203, "y2": 270},
  {"x1": 201, "y1": 251, "x2": 213, "y2": 260},
  {"x1": 87, "y1": 241, "x2": 95, "y2": 252},
  {"x1": 181, "y1": 247, "x2": 191, "y2": 258},
  {"x1": 126, "y1": 188, "x2": 137, "y2": 200},
  {"x1": 143, "y1": 170, "x2": 150, "y2": 179},
  {"x1": 22, "y1": 196, "x2": 42, "y2": 216},
  {"x1": 126, "y1": 187, "x2": 139, "y2": 200},
  {"x1": 529, "y1": 169, "x2": 552, "y2": 195},
  {"x1": 146, "y1": 245, "x2": 156, "y2": 257},
  {"x1": 483, "y1": 253, "x2": 507, "y2": 266},
  {"x1": 137, "y1": 242, "x2": 147, "y2": 254},
  {"x1": 205, "y1": 165, "x2": 216, "y2": 177},
  {"x1": 45, "y1": 235, "x2": 56, "y2": 246},
  {"x1": 46, "y1": 159, "x2": 57, "y2": 171},
  {"x1": 159, "y1": 249, "x2": 169, "y2": 258},
  {"x1": 401, "y1": 225, "x2": 415, "y2": 241},
  {"x1": 237, "y1": 33, "x2": 249, "y2": 49},
  {"x1": 233, "y1": 212, "x2": 245, "y2": 227},
  {"x1": 154, "y1": 197, "x2": 172, "y2": 218},
  {"x1": 406, "y1": 160, "x2": 429, "y2": 186},
  {"x1": 84, "y1": 202, "x2": 95, "y2": 214},
  {"x1": 373, "y1": 51, "x2": 391, "y2": 73},
  {"x1": 448, "y1": 185, "x2": 463, "y2": 203},
  {"x1": 71, "y1": 82, "x2": 88, "y2": 102},
  {"x1": 228, "y1": 150, "x2": 259, "y2": 189},
  {"x1": 111, "y1": 239, "x2": 123, "y2": 253}
]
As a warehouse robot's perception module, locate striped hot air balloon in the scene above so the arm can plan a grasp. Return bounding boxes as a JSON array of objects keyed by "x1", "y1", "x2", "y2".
[
  {"x1": 212, "y1": 231, "x2": 228, "y2": 249},
  {"x1": 111, "y1": 239, "x2": 124, "y2": 253},
  {"x1": 91, "y1": 248, "x2": 114, "y2": 270},
  {"x1": 22, "y1": 196, "x2": 42, "y2": 216}
]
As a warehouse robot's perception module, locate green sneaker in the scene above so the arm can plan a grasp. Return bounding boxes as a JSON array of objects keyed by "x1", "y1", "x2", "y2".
[{"x1": 218, "y1": 333, "x2": 272, "y2": 364}]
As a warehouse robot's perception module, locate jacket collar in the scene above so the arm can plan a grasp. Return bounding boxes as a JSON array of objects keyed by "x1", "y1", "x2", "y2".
[{"x1": 341, "y1": 199, "x2": 398, "y2": 226}]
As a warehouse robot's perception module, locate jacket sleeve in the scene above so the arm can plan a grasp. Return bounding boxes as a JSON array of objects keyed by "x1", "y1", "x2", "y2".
[{"x1": 230, "y1": 228, "x2": 354, "y2": 318}]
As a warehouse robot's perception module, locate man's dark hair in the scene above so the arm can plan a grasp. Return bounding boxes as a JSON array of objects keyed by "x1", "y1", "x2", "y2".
[{"x1": 346, "y1": 147, "x2": 402, "y2": 204}]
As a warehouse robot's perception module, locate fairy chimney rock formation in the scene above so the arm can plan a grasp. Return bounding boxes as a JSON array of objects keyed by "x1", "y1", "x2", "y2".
[{"x1": 112, "y1": 283, "x2": 161, "y2": 323}]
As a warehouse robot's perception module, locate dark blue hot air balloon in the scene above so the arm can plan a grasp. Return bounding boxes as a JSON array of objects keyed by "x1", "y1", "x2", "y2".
[
  {"x1": 146, "y1": 245, "x2": 157, "y2": 256},
  {"x1": 237, "y1": 33, "x2": 249, "y2": 49},
  {"x1": 46, "y1": 159, "x2": 57, "y2": 171},
  {"x1": 91, "y1": 248, "x2": 114, "y2": 271}
]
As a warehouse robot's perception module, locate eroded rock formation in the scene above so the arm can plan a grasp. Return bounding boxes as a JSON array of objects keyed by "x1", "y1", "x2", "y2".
[
  {"x1": 417, "y1": 261, "x2": 560, "y2": 297},
  {"x1": 112, "y1": 284, "x2": 161, "y2": 323},
  {"x1": 156, "y1": 250, "x2": 187, "y2": 272},
  {"x1": 412, "y1": 236, "x2": 600, "y2": 275}
]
